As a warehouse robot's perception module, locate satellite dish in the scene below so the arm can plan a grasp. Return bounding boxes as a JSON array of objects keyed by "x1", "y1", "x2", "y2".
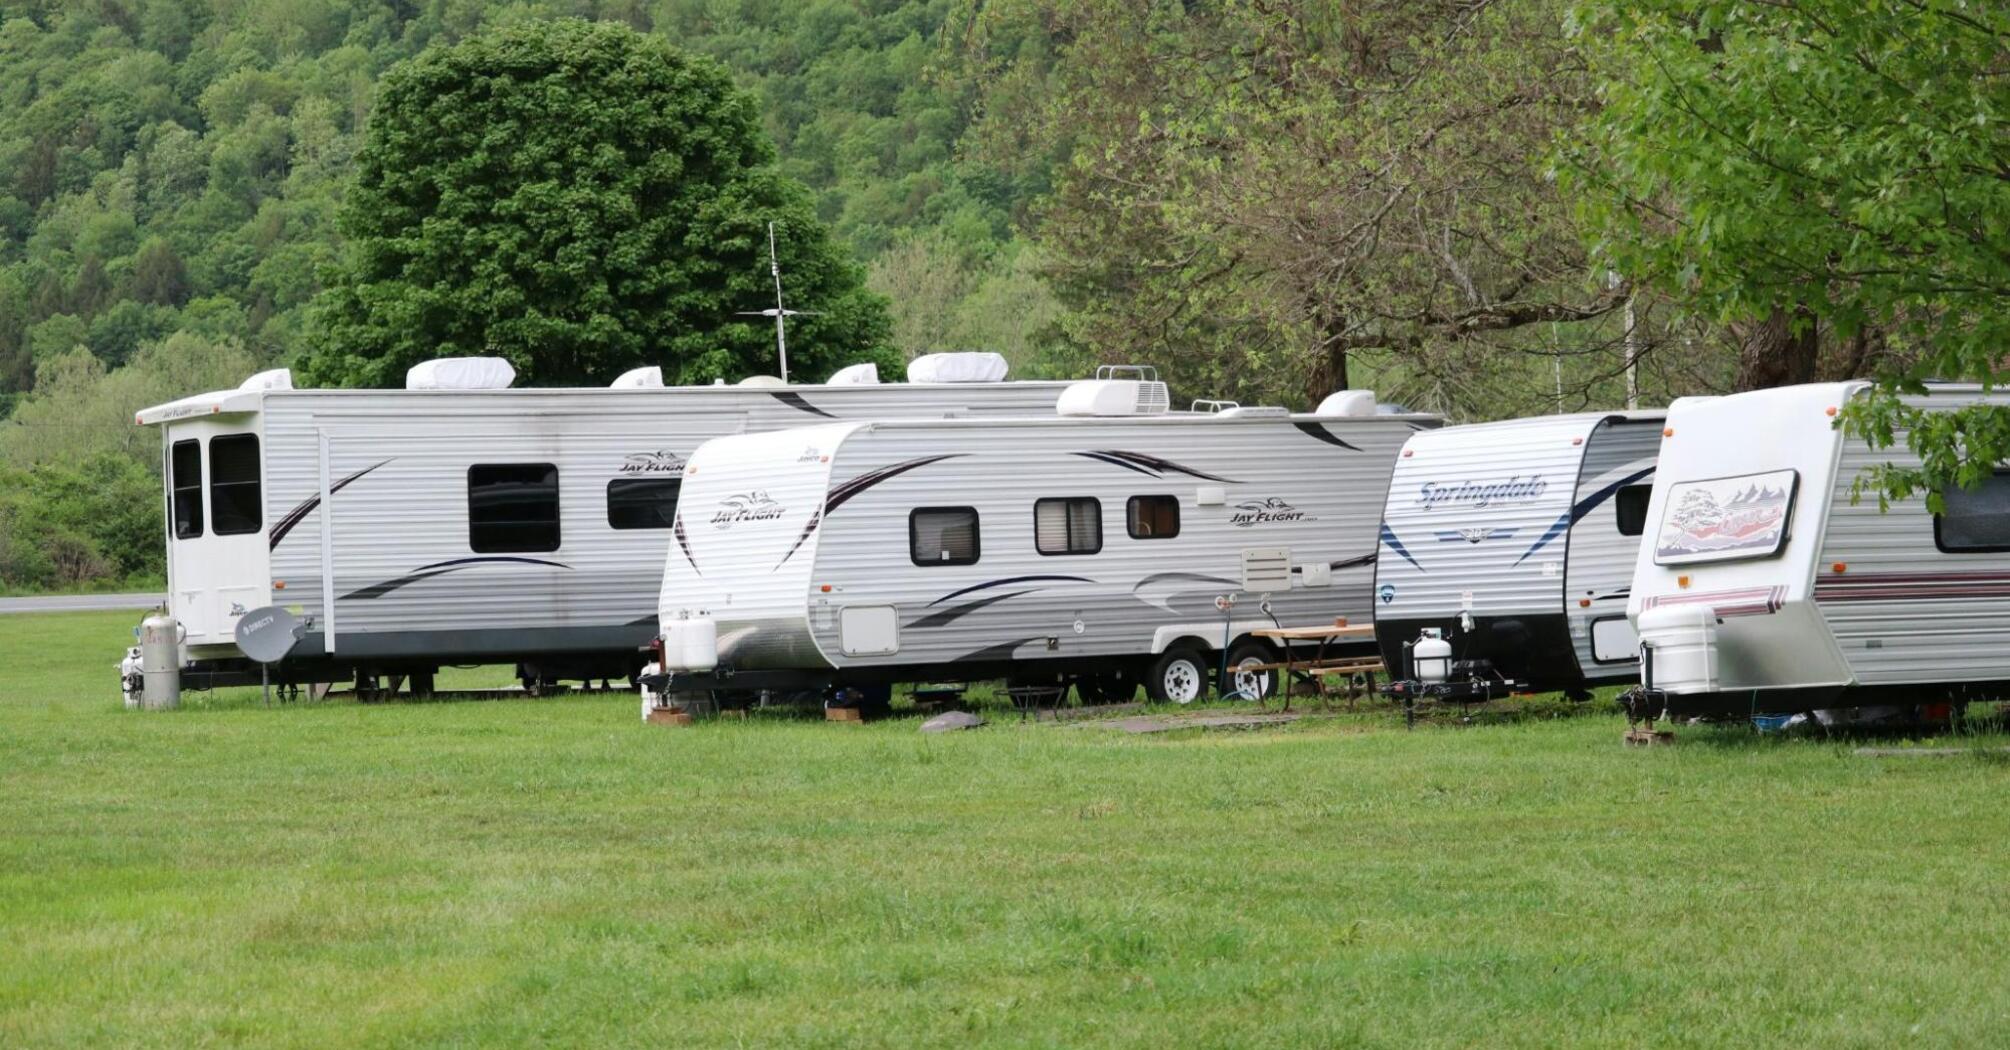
[{"x1": 235, "y1": 606, "x2": 301, "y2": 664}]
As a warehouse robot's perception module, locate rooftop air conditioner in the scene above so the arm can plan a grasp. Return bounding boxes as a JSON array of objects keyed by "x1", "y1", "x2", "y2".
[
  {"x1": 1056, "y1": 379, "x2": 1172, "y2": 417},
  {"x1": 406, "y1": 357, "x2": 516, "y2": 390}
]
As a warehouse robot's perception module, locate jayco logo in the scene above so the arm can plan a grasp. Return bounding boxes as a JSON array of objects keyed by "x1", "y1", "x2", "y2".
[
  {"x1": 797, "y1": 446, "x2": 823, "y2": 463},
  {"x1": 710, "y1": 492, "x2": 787, "y2": 528},
  {"x1": 620, "y1": 449, "x2": 685, "y2": 475},
  {"x1": 1416, "y1": 475, "x2": 1547, "y2": 510},
  {"x1": 1229, "y1": 497, "x2": 1313, "y2": 527}
]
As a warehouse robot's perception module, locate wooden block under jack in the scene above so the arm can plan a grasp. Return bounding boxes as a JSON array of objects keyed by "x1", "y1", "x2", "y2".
[
  {"x1": 646, "y1": 707, "x2": 694, "y2": 726},
  {"x1": 1624, "y1": 727, "x2": 1676, "y2": 747},
  {"x1": 825, "y1": 706, "x2": 864, "y2": 723}
]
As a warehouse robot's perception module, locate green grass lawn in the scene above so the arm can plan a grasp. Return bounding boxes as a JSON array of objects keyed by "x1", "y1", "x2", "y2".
[{"x1": 4, "y1": 610, "x2": 2008, "y2": 1047}]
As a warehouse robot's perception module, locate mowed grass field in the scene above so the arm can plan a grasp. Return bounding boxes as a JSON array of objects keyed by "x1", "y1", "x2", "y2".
[{"x1": 3, "y1": 611, "x2": 2008, "y2": 1048}]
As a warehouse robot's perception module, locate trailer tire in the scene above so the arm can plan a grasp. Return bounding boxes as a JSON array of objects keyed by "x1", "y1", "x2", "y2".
[
  {"x1": 1225, "y1": 642, "x2": 1279, "y2": 702},
  {"x1": 1148, "y1": 647, "x2": 1210, "y2": 705}
]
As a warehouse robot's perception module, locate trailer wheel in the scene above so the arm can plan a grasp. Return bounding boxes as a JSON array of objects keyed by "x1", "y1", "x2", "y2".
[
  {"x1": 1148, "y1": 647, "x2": 1210, "y2": 704},
  {"x1": 1225, "y1": 642, "x2": 1278, "y2": 702}
]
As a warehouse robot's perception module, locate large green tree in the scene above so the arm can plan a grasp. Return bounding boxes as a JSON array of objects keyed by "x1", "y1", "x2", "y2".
[
  {"x1": 1570, "y1": 0, "x2": 2010, "y2": 504},
  {"x1": 305, "y1": 19, "x2": 892, "y2": 387}
]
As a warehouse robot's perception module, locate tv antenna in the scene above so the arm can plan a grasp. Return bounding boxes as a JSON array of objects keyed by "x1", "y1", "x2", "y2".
[{"x1": 736, "y1": 221, "x2": 818, "y2": 383}]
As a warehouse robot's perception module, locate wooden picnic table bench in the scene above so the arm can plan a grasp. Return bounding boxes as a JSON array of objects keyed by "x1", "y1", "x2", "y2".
[{"x1": 1248, "y1": 623, "x2": 1383, "y2": 711}]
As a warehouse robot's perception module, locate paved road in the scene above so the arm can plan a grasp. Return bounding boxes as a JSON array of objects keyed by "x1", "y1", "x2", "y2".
[{"x1": 0, "y1": 593, "x2": 164, "y2": 615}]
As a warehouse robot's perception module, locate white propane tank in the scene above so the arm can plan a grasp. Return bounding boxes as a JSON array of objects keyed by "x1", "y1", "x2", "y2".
[
  {"x1": 138, "y1": 609, "x2": 183, "y2": 710},
  {"x1": 1636, "y1": 605, "x2": 1719, "y2": 693},
  {"x1": 1413, "y1": 628, "x2": 1453, "y2": 684},
  {"x1": 661, "y1": 613, "x2": 718, "y2": 672}
]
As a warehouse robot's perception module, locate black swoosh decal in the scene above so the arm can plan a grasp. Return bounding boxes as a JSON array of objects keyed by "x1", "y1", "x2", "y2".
[
  {"x1": 1379, "y1": 523, "x2": 1422, "y2": 572},
  {"x1": 952, "y1": 636, "x2": 1046, "y2": 663},
  {"x1": 268, "y1": 459, "x2": 393, "y2": 549},
  {"x1": 775, "y1": 508, "x2": 821, "y2": 570},
  {"x1": 770, "y1": 391, "x2": 836, "y2": 418},
  {"x1": 342, "y1": 556, "x2": 571, "y2": 601},
  {"x1": 1090, "y1": 450, "x2": 1238, "y2": 483},
  {"x1": 674, "y1": 514, "x2": 699, "y2": 576},
  {"x1": 928, "y1": 575, "x2": 1093, "y2": 607},
  {"x1": 1515, "y1": 465, "x2": 1657, "y2": 566},
  {"x1": 1292, "y1": 422, "x2": 1362, "y2": 451},
  {"x1": 823, "y1": 454, "x2": 965, "y2": 515},
  {"x1": 773, "y1": 454, "x2": 966, "y2": 570},
  {"x1": 1071, "y1": 451, "x2": 1160, "y2": 477},
  {"x1": 910, "y1": 589, "x2": 1039, "y2": 628}
]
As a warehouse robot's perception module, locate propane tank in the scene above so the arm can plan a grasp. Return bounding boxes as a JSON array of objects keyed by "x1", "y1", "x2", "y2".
[
  {"x1": 660, "y1": 612, "x2": 718, "y2": 672},
  {"x1": 1412, "y1": 628, "x2": 1453, "y2": 684},
  {"x1": 138, "y1": 608, "x2": 183, "y2": 710}
]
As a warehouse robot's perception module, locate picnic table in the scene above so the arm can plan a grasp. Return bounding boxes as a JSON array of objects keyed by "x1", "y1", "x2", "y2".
[{"x1": 1246, "y1": 623, "x2": 1383, "y2": 711}]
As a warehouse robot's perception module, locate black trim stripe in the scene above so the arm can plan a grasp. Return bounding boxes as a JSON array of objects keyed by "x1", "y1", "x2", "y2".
[
  {"x1": 268, "y1": 459, "x2": 392, "y2": 550},
  {"x1": 1084, "y1": 450, "x2": 1239, "y2": 483},
  {"x1": 774, "y1": 454, "x2": 967, "y2": 570},
  {"x1": 1292, "y1": 422, "x2": 1362, "y2": 451},
  {"x1": 770, "y1": 391, "x2": 836, "y2": 418},
  {"x1": 928, "y1": 575, "x2": 1093, "y2": 607},
  {"x1": 1071, "y1": 451, "x2": 1160, "y2": 477},
  {"x1": 674, "y1": 514, "x2": 699, "y2": 576},
  {"x1": 911, "y1": 589, "x2": 1039, "y2": 629},
  {"x1": 343, "y1": 556, "x2": 571, "y2": 601}
]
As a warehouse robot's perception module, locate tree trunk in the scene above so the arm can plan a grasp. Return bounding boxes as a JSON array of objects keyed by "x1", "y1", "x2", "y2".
[{"x1": 1733, "y1": 306, "x2": 1819, "y2": 391}]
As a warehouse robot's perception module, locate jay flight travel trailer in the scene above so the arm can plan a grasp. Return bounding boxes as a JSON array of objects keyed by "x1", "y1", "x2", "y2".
[
  {"x1": 1373, "y1": 411, "x2": 1663, "y2": 703},
  {"x1": 1629, "y1": 382, "x2": 2010, "y2": 720},
  {"x1": 132, "y1": 354, "x2": 1075, "y2": 697},
  {"x1": 644, "y1": 380, "x2": 1437, "y2": 710}
]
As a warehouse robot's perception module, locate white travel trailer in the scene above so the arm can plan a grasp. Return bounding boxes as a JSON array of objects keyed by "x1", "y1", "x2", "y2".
[
  {"x1": 646, "y1": 382, "x2": 1436, "y2": 707},
  {"x1": 1630, "y1": 382, "x2": 2010, "y2": 718},
  {"x1": 1372, "y1": 412, "x2": 1663, "y2": 700},
  {"x1": 134, "y1": 356, "x2": 1075, "y2": 694}
]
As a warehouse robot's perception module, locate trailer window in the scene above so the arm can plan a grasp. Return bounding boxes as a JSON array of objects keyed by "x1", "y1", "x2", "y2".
[
  {"x1": 1934, "y1": 471, "x2": 2010, "y2": 552},
  {"x1": 208, "y1": 434, "x2": 262, "y2": 535},
  {"x1": 1614, "y1": 484, "x2": 1652, "y2": 537},
  {"x1": 1127, "y1": 495, "x2": 1180, "y2": 539},
  {"x1": 1036, "y1": 497, "x2": 1102, "y2": 556},
  {"x1": 468, "y1": 463, "x2": 561, "y2": 552},
  {"x1": 606, "y1": 477, "x2": 680, "y2": 530},
  {"x1": 170, "y1": 439, "x2": 203, "y2": 539},
  {"x1": 910, "y1": 507, "x2": 980, "y2": 566}
]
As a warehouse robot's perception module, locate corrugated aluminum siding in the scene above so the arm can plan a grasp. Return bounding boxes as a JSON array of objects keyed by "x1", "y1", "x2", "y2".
[
  {"x1": 795, "y1": 412, "x2": 1430, "y2": 669},
  {"x1": 1816, "y1": 388, "x2": 2010, "y2": 685}
]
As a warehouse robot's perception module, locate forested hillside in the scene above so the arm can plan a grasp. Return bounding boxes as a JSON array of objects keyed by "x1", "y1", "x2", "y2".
[{"x1": 0, "y1": 0, "x2": 2002, "y2": 589}]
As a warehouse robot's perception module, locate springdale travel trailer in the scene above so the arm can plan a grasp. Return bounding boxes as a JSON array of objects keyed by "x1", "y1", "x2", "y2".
[
  {"x1": 645, "y1": 381, "x2": 1438, "y2": 710},
  {"x1": 1629, "y1": 382, "x2": 2010, "y2": 720},
  {"x1": 1374, "y1": 411, "x2": 1663, "y2": 702},
  {"x1": 133, "y1": 354, "x2": 1076, "y2": 697}
]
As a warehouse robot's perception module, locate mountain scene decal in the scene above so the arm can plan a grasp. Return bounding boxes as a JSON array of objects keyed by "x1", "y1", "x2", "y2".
[{"x1": 1654, "y1": 469, "x2": 1795, "y2": 564}]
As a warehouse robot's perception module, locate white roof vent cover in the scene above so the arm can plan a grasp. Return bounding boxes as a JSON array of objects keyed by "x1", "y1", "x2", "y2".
[
  {"x1": 1314, "y1": 390, "x2": 1377, "y2": 416},
  {"x1": 826, "y1": 362, "x2": 881, "y2": 385},
  {"x1": 406, "y1": 357, "x2": 516, "y2": 390},
  {"x1": 239, "y1": 368, "x2": 292, "y2": 391},
  {"x1": 908, "y1": 352, "x2": 1008, "y2": 384},
  {"x1": 1057, "y1": 379, "x2": 1172, "y2": 417},
  {"x1": 611, "y1": 366, "x2": 663, "y2": 388}
]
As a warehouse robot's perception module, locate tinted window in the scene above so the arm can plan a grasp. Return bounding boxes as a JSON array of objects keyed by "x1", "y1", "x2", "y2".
[
  {"x1": 1127, "y1": 495, "x2": 1180, "y2": 540},
  {"x1": 209, "y1": 434, "x2": 262, "y2": 535},
  {"x1": 607, "y1": 477, "x2": 681, "y2": 530},
  {"x1": 1036, "y1": 497, "x2": 1101, "y2": 555},
  {"x1": 170, "y1": 439, "x2": 203, "y2": 539},
  {"x1": 1935, "y1": 471, "x2": 2010, "y2": 552},
  {"x1": 469, "y1": 464, "x2": 560, "y2": 552},
  {"x1": 1615, "y1": 484, "x2": 1652, "y2": 537},
  {"x1": 910, "y1": 507, "x2": 979, "y2": 566}
]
